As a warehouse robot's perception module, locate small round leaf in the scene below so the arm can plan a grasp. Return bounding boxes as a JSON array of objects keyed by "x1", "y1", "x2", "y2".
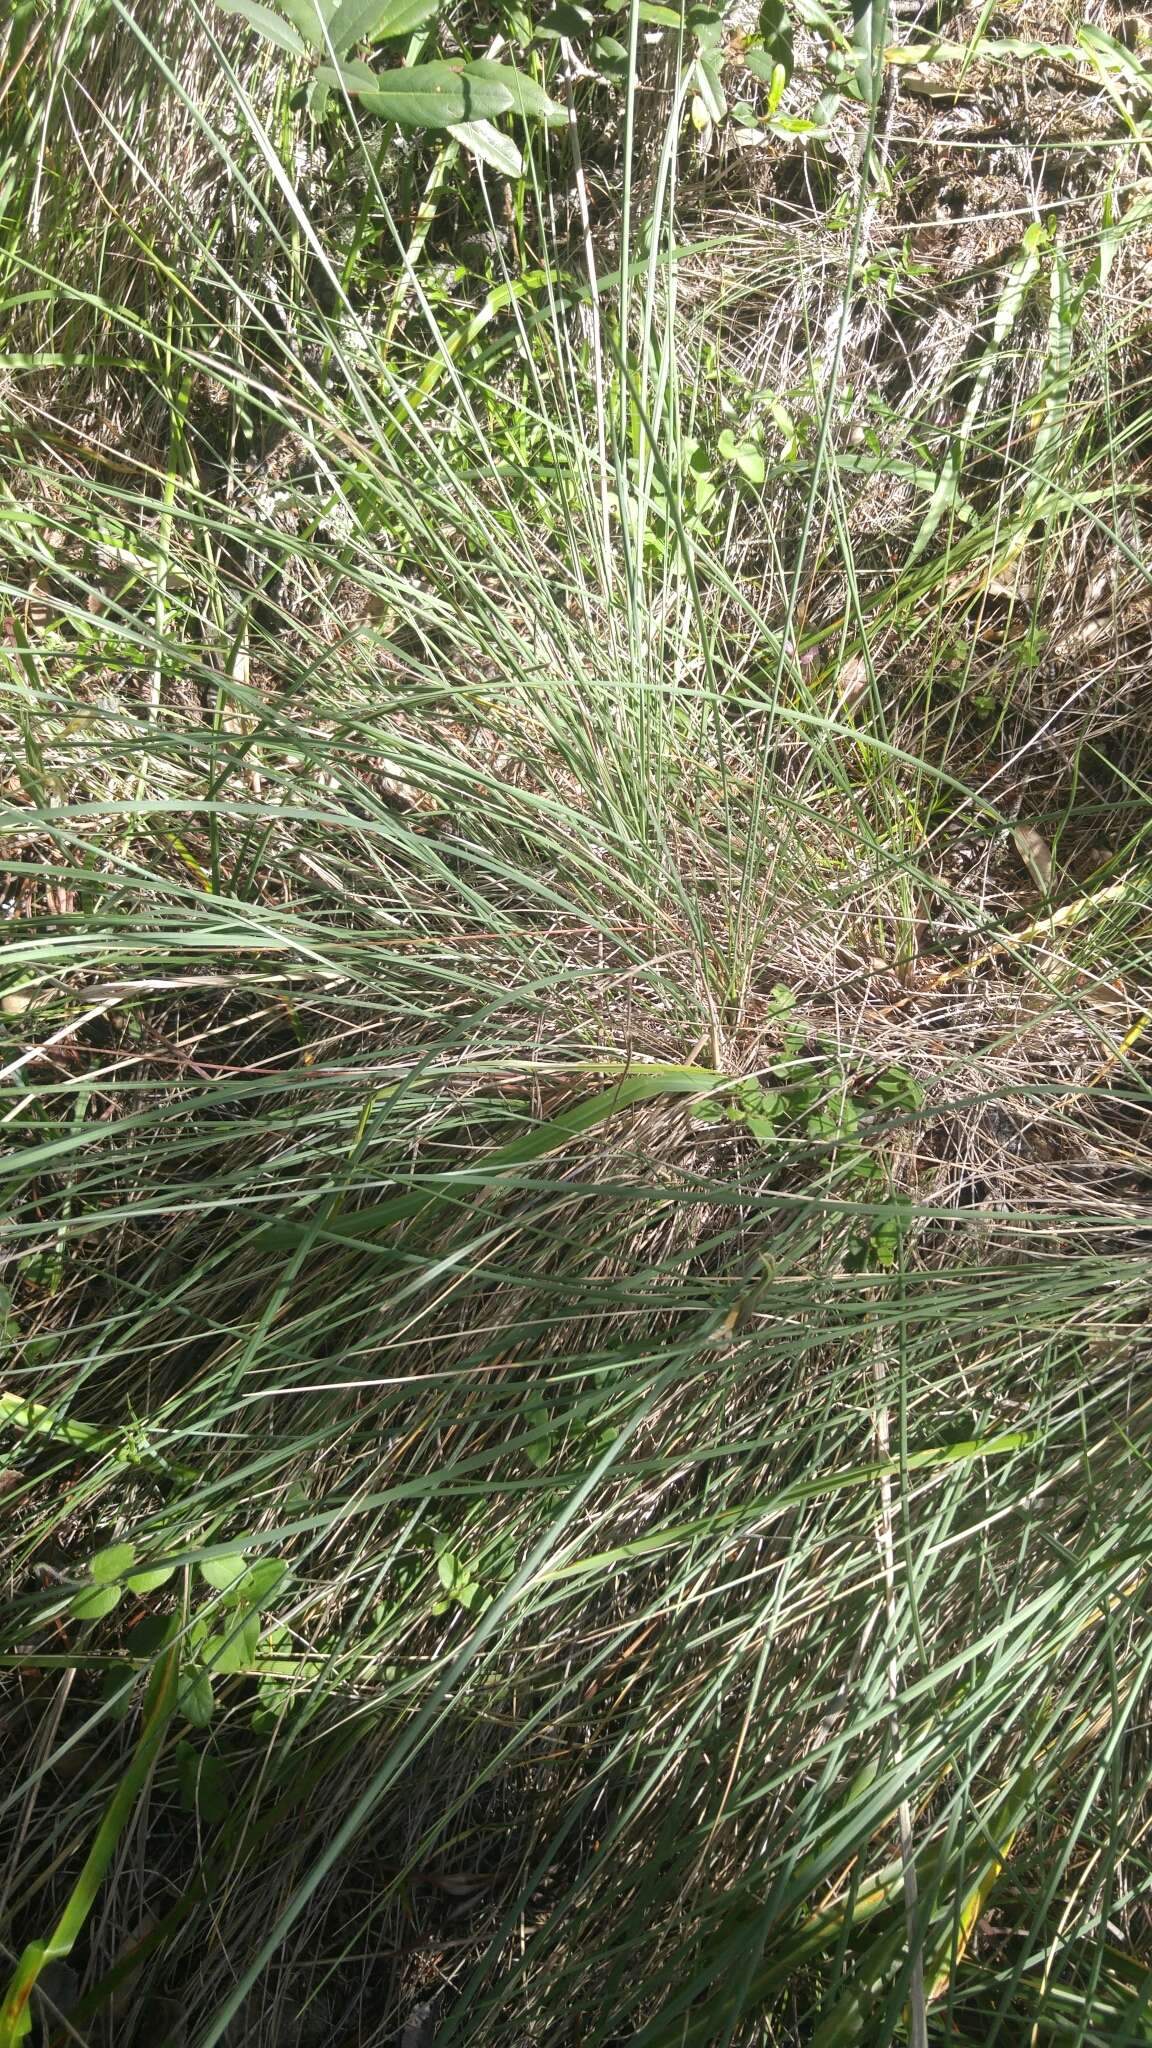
[
  {"x1": 200, "y1": 1556, "x2": 250, "y2": 1595},
  {"x1": 238, "y1": 1558, "x2": 290, "y2": 1610},
  {"x1": 125, "y1": 1564, "x2": 175, "y2": 1595},
  {"x1": 69, "y1": 1583, "x2": 123, "y2": 1621},
  {"x1": 91, "y1": 1542, "x2": 137, "y2": 1584}
]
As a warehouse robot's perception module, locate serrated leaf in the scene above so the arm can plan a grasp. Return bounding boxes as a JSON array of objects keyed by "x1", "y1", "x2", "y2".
[
  {"x1": 327, "y1": 0, "x2": 438, "y2": 54},
  {"x1": 125, "y1": 1564, "x2": 175, "y2": 1594},
  {"x1": 91, "y1": 1542, "x2": 137, "y2": 1583},
  {"x1": 213, "y1": 0, "x2": 310, "y2": 56},
  {"x1": 69, "y1": 1583, "x2": 123, "y2": 1621},
  {"x1": 462, "y1": 58, "x2": 564, "y2": 124},
  {"x1": 359, "y1": 62, "x2": 512, "y2": 125},
  {"x1": 449, "y1": 119, "x2": 524, "y2": 177},
  {"x1": 178, "y1": 1669, "x2": 216, "y2": 1728}
]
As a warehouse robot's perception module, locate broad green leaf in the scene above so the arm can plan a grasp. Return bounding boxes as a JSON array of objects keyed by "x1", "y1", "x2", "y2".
[
  {"x1": 449, "y1": 120, "x2": 525, "y2": 178},
  {"x1": 213, "y1": 0, "x2": 310, "y2": 56},
  {"x1": 867, "y1": 1068, "x2": 923, "y2": 1111},
  {"x1": 525, "y1": 1400, "x2": 553, "y2": 1468},
  {"x1": 637, "y1": 1, "x2": 682, "y2": 21},
  {"x1": 176, "y1": 1741, "x2": 234, "y2": 1824},
  {"x1": 536, "y1": 2, "x2": 592, "y2": 37},
  {"x1": 1079, "y1": 20, "x2": 1152, "y2": 86},
  {"x1": 200, "y1": 1555, "x2": 250, "y2": 1594},
  {"x1": 717, "y1": 431, "x2": 764, "y2": 484},
  {"x1": 461, "y1": 59, "x2": 565, "y2": 124},
  {"x1": 91, "y1": 1542, "x2": 136, "y2": 1583},
  {"x1": 693, "y1": 51, "x2": 726, "y2": 119},
  {"x1": 758, "y1": 0, "x2": 794, "y2": 78},
  {"x1": 868, "y1": 1215, "x2": 903, "y2": 1270},
  {"x1": 69, "y1": 1583, "x2": 122, "y2": 1621},
  {"x1": 689, "y1": 5, "x2": 724, "y2": 47},
  {"x1": 592, "y1": 34, "x2": 629, "y2": 75},
  {"x1": 313, "y1": 55, "x2": 380, "y2": 90},
  {"x1": 274, "y1": 0, "x2": 339, "y2": 45},
  {"x1": 178, "y1": 1669, "x2": 216, "y2": 1727},
  {"x1": 358, "y1": 63, "x2": 512, "y2": 125},
  {"x1": 795, "y1": 0, "x2": 844, "y2": 33},
  {"x1": 849, "y1": 0, "x2": 878, "y2": 102},
  {"x1": 326, "y1": 0, "x2": 438, "y2": 54},
  {"x1": 238, "y1": 1558, "x2": 290, "y2": 1609},
  {"x1": 127, "y1": 1613, "x2": 176, "y2": 1656},
  {"x1": 186, "y1": 1615, "x2": 214, "y2": 1657},
  {"x1": 204, "y1": 1615, "x2": 260, "y2": 1673},
  {"x1": 436, "y1": 1545, "x2": 457, "y2": 1592},
  {"x1": 745, "y1": 1116, "x2": 776, "y2": 1142},
  {"x1": 125, "y1": 1563, "x2": 175, "y2": 1594},
  {"x1": 99, "y1": 1665, "x2": 136, "y2": 1722}
]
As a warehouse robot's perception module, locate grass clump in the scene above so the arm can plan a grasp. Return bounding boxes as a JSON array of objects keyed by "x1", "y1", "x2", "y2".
[{"x1": 1, "y1": 0, "x2": 1152, "y2": 2041}]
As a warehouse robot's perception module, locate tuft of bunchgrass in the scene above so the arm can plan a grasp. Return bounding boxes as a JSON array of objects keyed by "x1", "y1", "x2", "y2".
[{"x1": 2, "y1": 0, "x2": 1152, "y2": 2043}]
